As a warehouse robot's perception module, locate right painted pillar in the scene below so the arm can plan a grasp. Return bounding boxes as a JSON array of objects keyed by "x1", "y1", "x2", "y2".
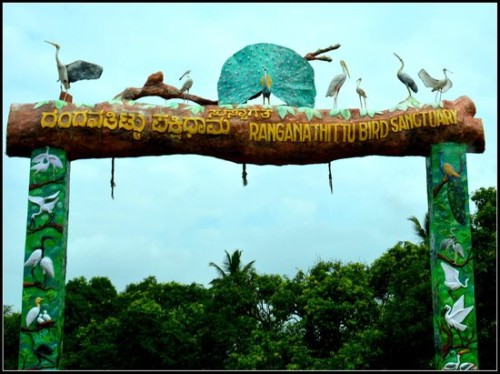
[{"x1": 426, "y1": 142, "x2": 479, "y2": 370}]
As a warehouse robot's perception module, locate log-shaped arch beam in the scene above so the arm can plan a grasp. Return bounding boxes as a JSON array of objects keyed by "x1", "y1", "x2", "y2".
[{"x1": 7, "y1": 96, "x2": 484, "y2": 164}]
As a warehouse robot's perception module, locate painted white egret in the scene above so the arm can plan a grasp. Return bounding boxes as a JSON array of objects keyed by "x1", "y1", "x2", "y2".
[
  {"x1": 441, "y1": 262, "x2": 469, "y2": 290},
  {"x1": 24, "y1": 236, "x2": 56, "y2": 284},
  {"x1": 444, "y1": 295, "x2": 474, "y2": 332},
  {"x1": 41, "y1": 310, "x2": 52, "y2": 322},
  {"x1": 31, "y1": 159, "x2": 50, "y2": 175},
  {"x1": 31, "y1": 146, "x2": 63, "y2": 177},
  {"x1": 28, "y1": 190, "x2": 60, "y2": 227},
  {"x1": 326, "y1": 60, "x2": 350, "y2": 110},
  {"x1": 40, "y1": 255, "x2": 55, "y2": 281},
  {"x1": 459, "y1": 361, "x2": 478, "y2": 370},
  {"x1": 26, "y1": 297, "x2": 43, "y2": 327}
]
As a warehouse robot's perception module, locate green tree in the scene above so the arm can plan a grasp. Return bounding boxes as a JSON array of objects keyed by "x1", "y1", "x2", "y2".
[
  {"x1": 113, "y1": 276, "x2": 210, "y2": 370},
  {"x1": 3, "y1": 305, "x2": 21, "y2": 370},
  {"x1": 369, "y1": 241, "x2": 434, "y2": 369},
  {"x1": 408, "y1": 211, "x2": 430, "y2": 246},
  {"x1": 209, "y1": 249, "x2": 256, "y2": 279},
  {"x1": 205, "y1": 250, "x2": 259, "y2": 368},
  {"x1": 61, "y1": 276, "x2": 118, "y2": 369},
  {"x1": 292, "y1": 260, "x2": 379, "y2": 369},
  {"x1": 224, "y1": 274, "x2": 314, "y2": 370},
  {"x1": 470, "y1": 187, "x2": 496, "y2": 369}
]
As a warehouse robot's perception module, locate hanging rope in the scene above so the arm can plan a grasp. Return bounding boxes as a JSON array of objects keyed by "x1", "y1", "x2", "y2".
[
  {"x1": 110, "y1": 157, "x2": 116, "y2": 199},
  {"x1": 242, "y1": 163, "x2": 248, "y2": 186},
  {"x1": 328, "y1": 162, "x2": 333, "y2": 194}
]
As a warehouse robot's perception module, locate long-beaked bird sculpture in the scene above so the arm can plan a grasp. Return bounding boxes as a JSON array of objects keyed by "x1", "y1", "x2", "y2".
[
  {"x1": 393, "y1": 52, "x2": 418, "y2": 102},
  {"x1": 418, "y1": 67, "x2": 453, "y2": 103},
  {"x1": 45, "y1": 40, "x2": 103, "y2": 96}
]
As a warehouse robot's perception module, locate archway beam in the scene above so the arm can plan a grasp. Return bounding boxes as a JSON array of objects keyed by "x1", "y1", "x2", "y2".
[{"x1": 7, "y1": 96, "x2": 484, "y2": 164}]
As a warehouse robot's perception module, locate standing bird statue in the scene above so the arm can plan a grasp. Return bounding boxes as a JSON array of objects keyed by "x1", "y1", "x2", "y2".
[
  {"x1": 326, "y1": 60, "x2": 350, "y2": 110},
  {"x1": 45, "y1": 40, "x2": 103, "y2": 99},
  {"x1": 179, "y1": 69, "x2": 193, "y2": 102},
  {"x1": 355, "y1": 78, "x2": 367, "y2": 112},
  {"x1": 217, "y1": 43, "x2": 316, "y2": 108},
  {"x1": 418, "y1": 68, "x2": 453, "y2": 102},
  {"x1": 393, "y1": 52, "x2": 418, "y2": 101}
]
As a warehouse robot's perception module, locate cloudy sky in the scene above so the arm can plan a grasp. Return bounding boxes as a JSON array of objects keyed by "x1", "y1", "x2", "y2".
[{"x1": 3, "y1": 3, "x2": 497, "y2": 311}]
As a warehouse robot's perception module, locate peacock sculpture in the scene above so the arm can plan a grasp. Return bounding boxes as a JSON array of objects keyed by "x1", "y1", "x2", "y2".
[
  {"x1": 217, "y1": 43, "x2": 316, "y2": 108},
  {"x1": 439, "y1": 151, "x2": 466, "y2": 225}
]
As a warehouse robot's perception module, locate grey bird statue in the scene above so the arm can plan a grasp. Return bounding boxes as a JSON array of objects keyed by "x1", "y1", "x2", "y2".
[
  {"x1": 179, "y1": 69, "x2": 193, "y2": 102},
  {"x1": 393, "y1": 52, "x2": 418, "y2": 101}
]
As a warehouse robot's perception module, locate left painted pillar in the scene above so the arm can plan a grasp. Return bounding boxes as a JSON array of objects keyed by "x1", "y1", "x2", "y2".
[{"x1": 18, "y1": 146, "x2": 70, "y2": 370}]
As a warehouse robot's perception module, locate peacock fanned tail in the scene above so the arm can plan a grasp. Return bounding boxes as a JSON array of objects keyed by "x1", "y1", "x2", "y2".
[{"x1": 217, "y1": 43, "x2": 316, "y2": 108}]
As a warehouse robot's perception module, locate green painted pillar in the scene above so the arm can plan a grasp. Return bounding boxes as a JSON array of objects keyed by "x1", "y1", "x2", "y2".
[
  {"x1": 18, "y1": 147, "x2": 70, "y2": 370},
  {"x1": 426, "y1": 142, "x2": 479, "y2": 370}
]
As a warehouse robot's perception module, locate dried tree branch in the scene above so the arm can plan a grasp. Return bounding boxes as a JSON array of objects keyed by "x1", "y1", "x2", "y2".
[
  {"x1": 113, "y1": 71, "x2": 218, "y2": 106},
  {"x1": 303, "y1": 44, "x2": 341, "y2": 62}
]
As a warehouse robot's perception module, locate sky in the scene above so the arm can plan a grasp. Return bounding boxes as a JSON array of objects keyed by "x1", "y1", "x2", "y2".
[{"x1": 3, "y1": 3, "x2": 497, "y2": 312}]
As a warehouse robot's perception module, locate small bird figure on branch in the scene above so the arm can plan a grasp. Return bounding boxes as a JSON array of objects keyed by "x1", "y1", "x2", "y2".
[
  {"x1": 179, "y1": 70, "x2": 193, "y2": 103},
  {"x1": 45, "y1": 40, "x2": 103, "y2": 99},
  {"x1": 356, "y1": 78, "x2": 368, "y2": 112},
  {"x1": 418, "y1": 68, "x2": 453, "y2": 103}
]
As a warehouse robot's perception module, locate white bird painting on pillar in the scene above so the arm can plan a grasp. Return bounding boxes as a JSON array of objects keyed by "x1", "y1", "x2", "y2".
[
  {"x1": 31, "y1": 146, "x2": 63, "y2": 177},
  {"x1": 441, "y1": 262, "x2": 469, "y2": 291},
  {"x1": 26, "y1": 297, "x2": 43, "y2": 328},
  {"x1": 41, "y1": 310, "x2": 52, "y2": 322},
  {"x1": 28, "y1": 190, "x2": 60, "y2": 227},
  {"x1": 37, "y1": 313, "x2": 46, "y2": 324},
  {"x1": 444, "y1": 294, "x2": 474, "y2": 332},
  {"x1": 24, "y1": 236, "x2": 56, "y2": 285},
  {"x1": 440, "y1": 228, "x2": 465, "y2": 263}
]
